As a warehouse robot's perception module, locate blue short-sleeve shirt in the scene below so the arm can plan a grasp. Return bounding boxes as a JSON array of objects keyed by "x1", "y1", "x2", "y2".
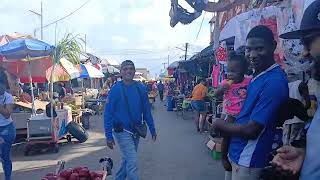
[{"x1": 228, "y1": 65, "x2": 289, "y2": 168}]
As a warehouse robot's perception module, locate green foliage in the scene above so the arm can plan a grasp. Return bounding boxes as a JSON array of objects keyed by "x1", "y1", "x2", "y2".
[{"x1": 52, "y1": 33, "x2": 83, "y2": 65}]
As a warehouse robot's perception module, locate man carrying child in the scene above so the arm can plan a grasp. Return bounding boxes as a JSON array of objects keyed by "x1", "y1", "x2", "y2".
[{"x1": 212, "y1": 25, "x2": 289, "y2": 180}]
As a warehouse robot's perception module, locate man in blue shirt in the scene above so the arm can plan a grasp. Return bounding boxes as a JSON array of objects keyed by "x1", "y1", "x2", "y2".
[
  {"x1": 272, "y1": 1, "x2": 320, "y2": 180},
  {"x1": 212, "y1": 25, "x2": 289, "y2": 180},
  {"x1": 104, "y1": 60, "x2": 157, "y2": 180}
]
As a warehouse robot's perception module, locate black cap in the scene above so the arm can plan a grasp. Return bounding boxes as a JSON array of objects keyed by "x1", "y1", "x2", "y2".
[
  {"x1": 280, "y1": 0, "x2": 320, "y2": 39},
  {"x1": 120, "y1": 60, "x2": 135, "y2": 69}
]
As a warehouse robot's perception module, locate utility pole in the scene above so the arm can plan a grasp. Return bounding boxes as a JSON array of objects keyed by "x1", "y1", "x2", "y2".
[
  {"x1": 162, "y1": 62, "x2": 167, "y2": 69},
  {"x1": 168, "y1": 55, "x2": 170, "y2": 66},
  {"x1": 80, "y1": 34, "x2": 87, "y2": 53},
  {"x1": 40, "y1": 1, "x2": 43, "y2": 40},
  {"x1": 184, "y1": 43, "x2": 189, "y2": 61},
  {"x1": 84, "y1": 34, "x2": 87, "y2": 53},
  {"x1": 29, "y1": 1, "x2": 43, "y2": 40}
]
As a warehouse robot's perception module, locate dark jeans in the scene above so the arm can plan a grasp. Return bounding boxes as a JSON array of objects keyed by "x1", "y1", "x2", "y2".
[
  {"x1": 159, "y1": 90, "x2": 164, "y2": 101},
  {"x1": 0, "y1": 123, "x2": 16, "y2": 180}
]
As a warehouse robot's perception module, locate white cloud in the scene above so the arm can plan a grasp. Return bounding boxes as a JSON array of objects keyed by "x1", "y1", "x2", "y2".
[
  {"x1": 0, "y1": 0, "x2": 213, "y2": 78},
  {"x1": 111, "y1": 35, "x2": 129, "y2": 44},
  {"x1": 112, "y1": 16, "x2": 121, "y2": 24}
]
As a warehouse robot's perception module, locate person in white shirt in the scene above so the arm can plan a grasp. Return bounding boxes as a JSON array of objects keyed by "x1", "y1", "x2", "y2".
[{"x1": 0, "y1": 73, "x2": 16, "y2": 180}]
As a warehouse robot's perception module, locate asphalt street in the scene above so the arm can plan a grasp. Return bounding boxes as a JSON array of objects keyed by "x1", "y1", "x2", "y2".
[{"x1": 1, "y1": 99, "x2": 224, "y2": 180}]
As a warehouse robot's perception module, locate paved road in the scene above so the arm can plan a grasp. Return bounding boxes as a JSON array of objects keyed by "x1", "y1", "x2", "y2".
[{"x1": 1, "y1": 100, "x2": 224, "y2": 180}]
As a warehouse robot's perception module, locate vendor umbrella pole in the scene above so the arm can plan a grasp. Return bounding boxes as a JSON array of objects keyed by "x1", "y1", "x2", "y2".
[
  {"x1": 27, "y1": 59, "x2": 36, "y2": 115},
  {"x1": 81, "y1": 79, "x2": 85, "y2": 108},
  {"x1": 50, "y1": 61, "x2": 56, "y2": 122}
]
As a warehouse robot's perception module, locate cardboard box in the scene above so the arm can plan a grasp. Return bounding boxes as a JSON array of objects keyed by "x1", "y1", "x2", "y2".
[
  {"x1": 206, "y1": 137, "x2": 222, "y2": 152},
  {"x1": 206, "y1": 139, "x2": 216, "y2": 150},
  {"x1": 215, "y1": 142, "x2": 222, "y2": 152}
]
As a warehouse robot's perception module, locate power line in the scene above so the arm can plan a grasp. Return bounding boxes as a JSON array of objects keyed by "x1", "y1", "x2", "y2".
[
  {"x1": 36, "y1": 0, "x2": 91, "y2": 30},
  {"x1": 194, "y1": 12, "x2": 206, "y2": 43}
]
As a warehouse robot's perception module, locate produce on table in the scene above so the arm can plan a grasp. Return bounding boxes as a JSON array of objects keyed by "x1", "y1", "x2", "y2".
[{"x1": 42, "y1": 167, "x2": 105, "y2": 180}]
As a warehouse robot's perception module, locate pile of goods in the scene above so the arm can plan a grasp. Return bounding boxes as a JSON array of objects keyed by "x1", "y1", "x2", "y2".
[
  {"x1": 42, "y1": 167, "x2": 106, "y2": 180},
  {"x1": 84, "y1": 89, "x2": 99, "y2": 100}
]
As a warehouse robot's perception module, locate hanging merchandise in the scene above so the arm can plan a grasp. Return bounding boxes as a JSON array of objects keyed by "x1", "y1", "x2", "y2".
[
  {"x1": 259, "y1": 14, "x2": 285, "y2": 67},
  {"x1": 278, "y1": 7, "x2": 304, "y2": 64},
  {"x1": 216, "y1": 42, "x2": 228, "y2": 63},
  {"x1": 218, "y1": 2, "x2": 248, "y2": 30},
  {"x1": 169, "y1": 0, "x2": 202, "y2": 27},
  {"x1": 185, "y1": 0, "x2": 208, "y2": 12},
  {"x1": 220, "y1": 6, "x2": 288, "y2": 67},
  {"x1": 211, "y1": 64, "x2": 220, "y2": 87}
]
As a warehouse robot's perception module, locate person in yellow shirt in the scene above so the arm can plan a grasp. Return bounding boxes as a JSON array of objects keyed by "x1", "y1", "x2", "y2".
[{"x1": 191, "y1": 79, "x2": 208, "y2": 132}]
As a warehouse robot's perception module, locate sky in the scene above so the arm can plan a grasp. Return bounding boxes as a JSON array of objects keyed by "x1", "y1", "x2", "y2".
[{"x1": 0, "y1": 0, "x2": 213, "y2": 77}]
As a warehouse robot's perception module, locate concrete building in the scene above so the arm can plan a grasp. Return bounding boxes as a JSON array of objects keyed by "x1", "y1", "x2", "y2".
[{"x1": 135, "y1": 68, "x2": 150, "y2": 80}]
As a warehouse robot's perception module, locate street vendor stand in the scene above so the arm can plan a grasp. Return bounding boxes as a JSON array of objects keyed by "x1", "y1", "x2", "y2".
[
  {"x1": 24, "y1": 108, "x2": 70, "y2": 155},
  {"x1": 12, "y1": 99, "x2": 48, "y2": 145},
  {"x1": 12, "y1": 98, "x2": 71, "y2": 155},
  {"x1": 78, "y1": 63, "x2": 105, "y2": 115},
  {"x1": 0, "y1": 39, "x2": 56, "y2": 149}
]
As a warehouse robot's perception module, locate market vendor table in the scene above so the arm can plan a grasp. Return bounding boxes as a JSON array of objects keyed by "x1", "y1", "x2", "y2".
[
  {"x1": 24, "y1": 109, "x2": 70, "y2": 155},
  {"x1": 15, "y1": 99, "x2": 48, "y2": 110},
  {"x1": 13, "y1": 100, "x2": 49, "y2": 145}
]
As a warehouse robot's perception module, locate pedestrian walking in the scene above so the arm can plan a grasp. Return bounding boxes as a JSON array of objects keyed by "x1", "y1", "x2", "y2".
[
  {"x1": 104, "y1": 60, "x2": 157, "y2": 180},
  {"x1": 191, "y1": 79, "x2": 208, "y2": 132},
  {"x1": 157, "y1": 81, "x2": 165, "y2": 101},
  {"x1": 0, "y1": 71, "x2": 16, "y2": 180},
  {"x1": 212, "y1": 25, "x2": 289, "y2": 180}
]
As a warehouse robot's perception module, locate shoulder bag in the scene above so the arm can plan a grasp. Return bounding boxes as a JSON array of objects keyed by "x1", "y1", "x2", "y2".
[{"x1": 121, "y1": 82, "x2": 147, "y2": 138}]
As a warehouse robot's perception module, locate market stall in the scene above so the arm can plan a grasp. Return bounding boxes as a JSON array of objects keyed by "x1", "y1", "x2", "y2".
[
  {"x1": 0, "y1": 37, "x2": 89, "y2": 154},
  {"x1": 77, "y1": 63, "x2": 105, "y2": 115}
]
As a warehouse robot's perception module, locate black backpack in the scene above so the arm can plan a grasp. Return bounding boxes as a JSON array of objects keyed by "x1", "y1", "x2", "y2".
[{"x1": 46, "y1": 103, "x2": 57, "y2": 118}]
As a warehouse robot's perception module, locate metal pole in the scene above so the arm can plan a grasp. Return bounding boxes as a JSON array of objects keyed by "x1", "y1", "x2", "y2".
[
  {"x1": 168, "y1": 55, "x2": 170, "y2": 66},
  {"x1": 33, "y1": 29, "x2": 37, "y2": 38},
  {"x1": 162, "y1": 63, "x2": 167, "y2": 69},
  {"x1": 55, "y1": 23, "x2": 58, "y2": 45},
  {"x1": 28, "y1": 61, "x2": 35, "y2": 115},
  {"x1": 41, "y1": 1, "x2": 43, "y2": 40},
  {"x1": 213, "y1": 12, "x2": 220, "y2": 50},
  {"x1": 184, "y1": 43, "x2": 188, "y2": 61},
  {"x1": 84, "y1": 34, "x2": 87, "y2": 53}
]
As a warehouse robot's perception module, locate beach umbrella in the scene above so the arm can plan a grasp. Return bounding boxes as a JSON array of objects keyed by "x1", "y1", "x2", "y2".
[
  {"x1": 46, "y1": 58, "x2": 80, "y2": 82},
  {"x1": 78, "y1": 64, "x2": 104, "y2": 78},
  {"x1": 2, "y1": 57, "x2": 52, "y2": 83},
  {"x1": 106, "y1": 65, "x2": 119, "y2": 74},
  {"x1": 0, "y1": 39, "x2": 54, "y2": 114},
  {"x1": 0, "y1": 33, "x2": 33, "y2": 46},
  {"x1": 0, "y1": 39, "x2": 53, "y2": 60}
]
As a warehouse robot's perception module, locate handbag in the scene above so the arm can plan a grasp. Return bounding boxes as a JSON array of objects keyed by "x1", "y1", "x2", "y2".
[{"x1": 121, "y1": 82, "x2": 148, "y2": 138}]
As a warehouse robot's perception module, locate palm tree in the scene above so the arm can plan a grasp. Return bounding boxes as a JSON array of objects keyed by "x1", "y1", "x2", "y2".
[{"x1": 49, "y1": 34, "x2": 83, "y2": 117}]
